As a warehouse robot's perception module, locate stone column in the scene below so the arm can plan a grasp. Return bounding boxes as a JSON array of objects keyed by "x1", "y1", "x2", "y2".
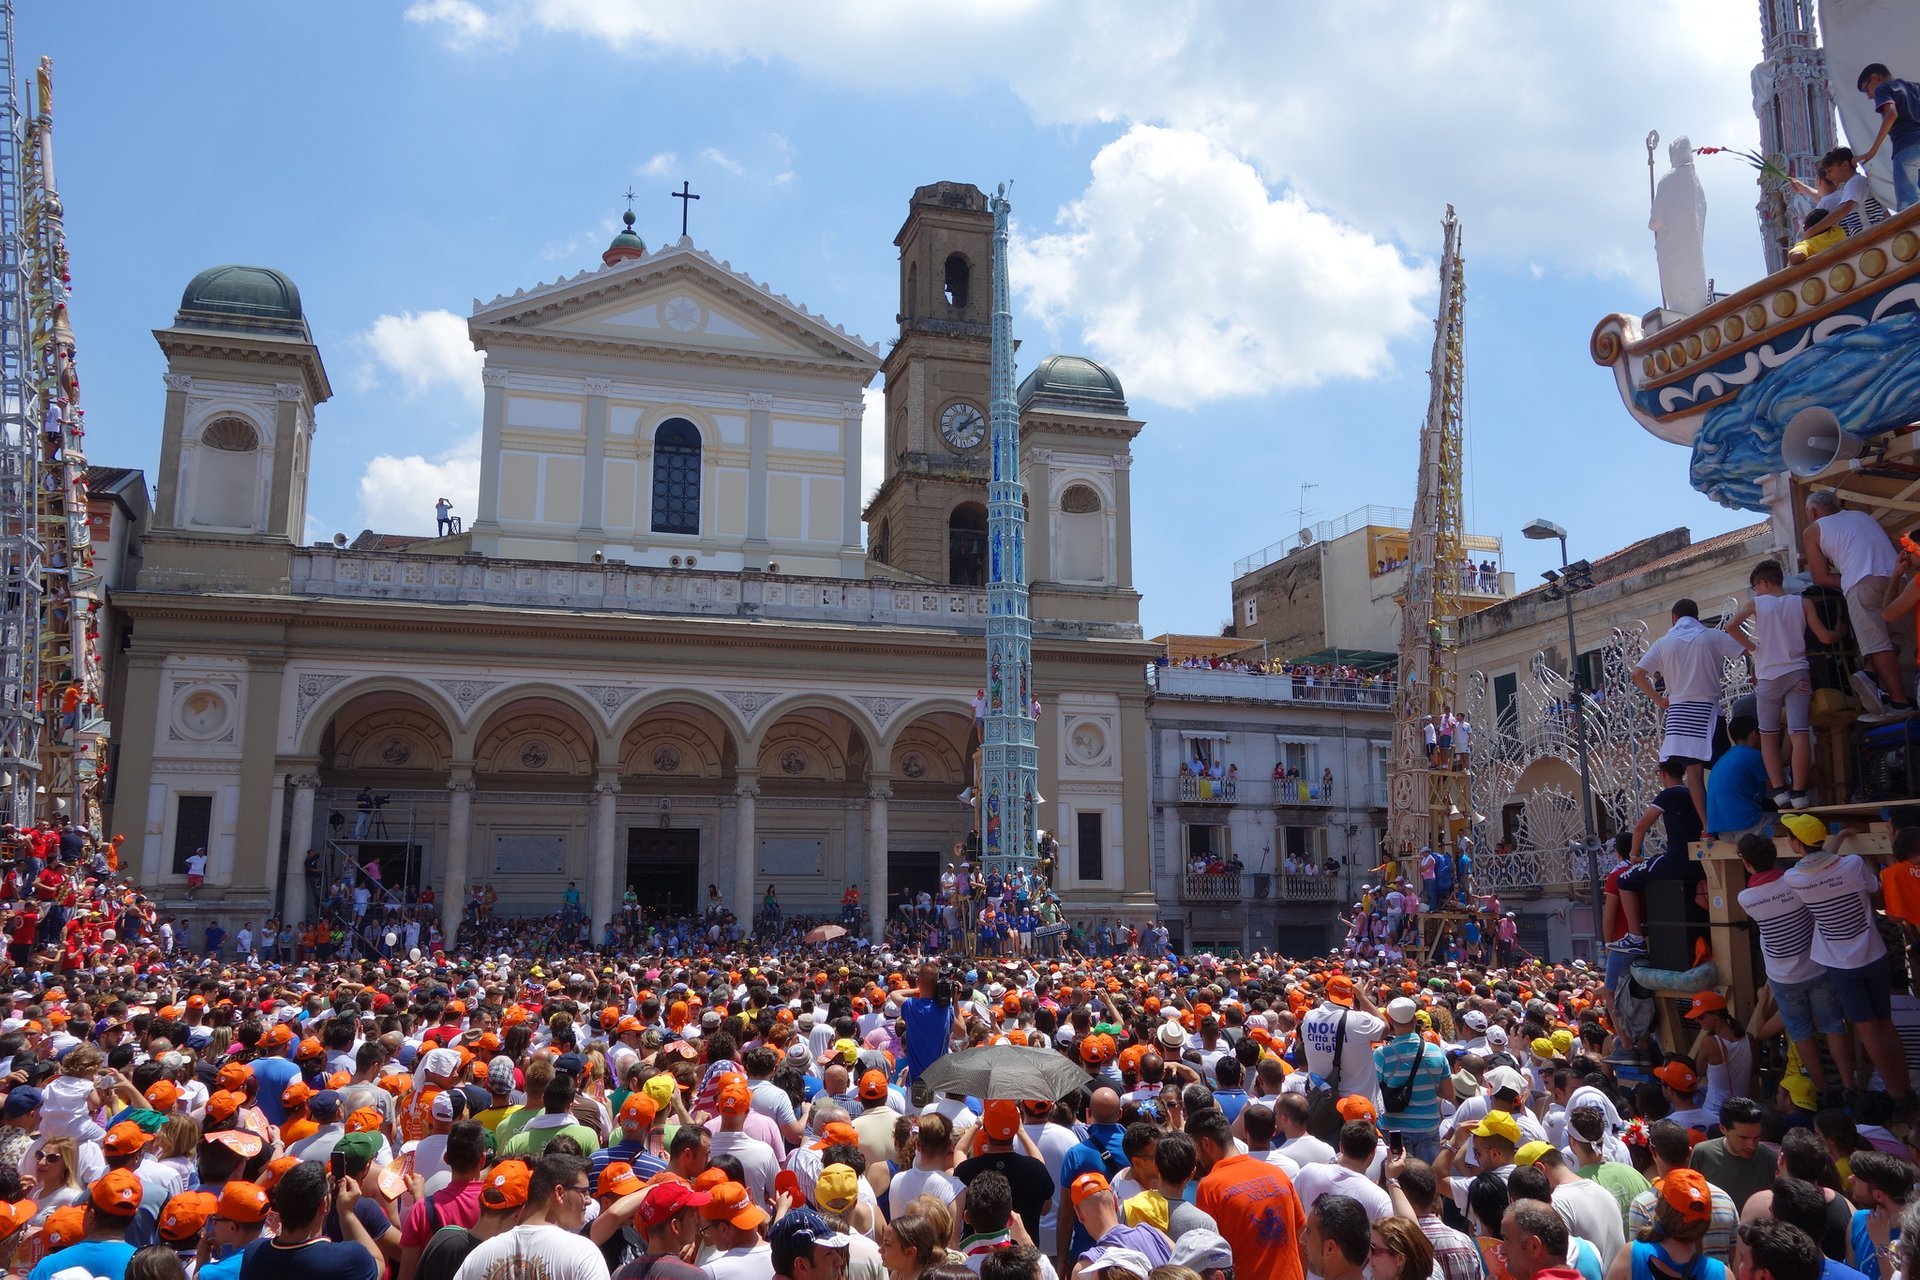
[
  {"x1": 733, "y1": 772, "x2": 759, "y2": 924},
  {"x1": 441, "y1": 767, "x2": 475, "y2": 941},
  {"x1": 580, "y1": 377, "x2": 610, "y2": 546},
  {"x1": 745, "y1": 393, "x2": 772, "y2": 563},
  {"x1": 840, "y1": 398, "x2": 865, "y2": 575},
  {"x1": 589, "y1": 771, "x2": 621, "y2": 938},
  {"x1": 155, "y1": 373, "x2": 191, "y2": 528},
  {"x1": 867, "y1": 778, "x2": 891, "y2": 944},
  {"x1": 1112, "y1": 454, "x2": 1134, "y2": 589},
  {"x1": 267, "y1": 383, "x2": 302, "y2": 540},
  {"x1": 471, "y1": 368, "x2": 510, "y2": 540},
  {"x1": 284, "y1": 773, "x2": 320, "y2": 923}
]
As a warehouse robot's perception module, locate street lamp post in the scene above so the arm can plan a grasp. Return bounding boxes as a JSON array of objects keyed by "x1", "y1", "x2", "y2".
[{"x1": 1522, "y1": 518, "x2": 1605, "y2": 952}]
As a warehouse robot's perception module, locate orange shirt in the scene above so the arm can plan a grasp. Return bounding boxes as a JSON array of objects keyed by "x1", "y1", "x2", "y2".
[
  {"x1": 1882, "y1": 860, "x2": 1920, "y2": 929},
  {"x1": 1195, "y1": 1153, "x2": 1306, "y2": 1280}
]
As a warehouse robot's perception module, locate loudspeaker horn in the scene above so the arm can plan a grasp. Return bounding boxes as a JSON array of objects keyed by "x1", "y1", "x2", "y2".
[{"x1": 1782, "y1": 407, "x2": 1865, "y2": 477}]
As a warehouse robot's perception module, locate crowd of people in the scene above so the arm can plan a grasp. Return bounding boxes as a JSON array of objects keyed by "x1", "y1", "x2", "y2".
[{"x1": 1154, "y1": 655, "x2": 1397, "y2": 704}]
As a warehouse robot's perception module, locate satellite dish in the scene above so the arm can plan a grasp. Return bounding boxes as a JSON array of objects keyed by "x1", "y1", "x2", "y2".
[
  {"x1": 1782, "y1": 407, "x2": 1864, "y2": 477},
  {"x1": 1298, "y1": 528, "x2": 1315, "y2": 545}
]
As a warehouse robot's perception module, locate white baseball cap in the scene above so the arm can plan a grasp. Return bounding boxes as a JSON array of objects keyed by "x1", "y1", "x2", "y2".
[
  {"x1": 1463, "y1": 1010, "x2": 1489, "y2": 1031},
  {"x1": 1385, "y1": 997, "x2": 1418, "y2": 1024}
]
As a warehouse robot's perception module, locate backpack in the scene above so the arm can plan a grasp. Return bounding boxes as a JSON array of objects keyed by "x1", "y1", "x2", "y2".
[{"x1": 1304, "y1": 1009, "x2": 1349, "y2": 1144}]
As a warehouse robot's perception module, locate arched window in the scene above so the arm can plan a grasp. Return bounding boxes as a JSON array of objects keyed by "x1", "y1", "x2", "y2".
[
  {"x1": 201, "y1": 417, "x2": 259, "y2": 452},
  {"x1": 1058, "y1": 483, "x2": 1108, "y2": 583},
  {"x1": 904, "y1": 262, "x2": 918, "y2": 319},
  {"x1": 871, "y1": 518, "x2": 891, "y2": 567},
  {"x1": 650, "y1": 418, "x2": 702, "y2": 535},
  {"x1": 943, "y1": 254, "x2": 971, "y2": 309},
  {"x1": 948, "y1": 502, "x2": 986, "y2": 586}
]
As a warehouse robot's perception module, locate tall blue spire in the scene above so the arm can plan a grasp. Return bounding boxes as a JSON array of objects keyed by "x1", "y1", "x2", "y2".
[{"x1": 982, "y1": 183, "x2": 1037, "y2": 877}]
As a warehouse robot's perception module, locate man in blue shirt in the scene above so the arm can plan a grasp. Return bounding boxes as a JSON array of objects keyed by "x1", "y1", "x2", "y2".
[
  {"x1": 1056, "y1": 1087, "x2": 1129, "y2": 1272},
  {"x1": 249, "y1": 1029, "x2": 304, "y2": 1127},
  {"x1": 28, "y1": 1169, "x2": 142, "y2": 1280},
  {"x1": 1859, "y1": 63, "x2": 1920, "y2": 211},
  {"x1": 1705, "y1": 714, "x2": 1773, "y2": 844},
  {"x1": 899, "y1": 961, "x2": 955, "y2": 1103}
]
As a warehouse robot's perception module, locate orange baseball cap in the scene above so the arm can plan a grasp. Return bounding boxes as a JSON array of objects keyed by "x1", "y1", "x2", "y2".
[
  {"x1": 1336, "y1": 1095, "x2": 1377, "y2": 1123},
  {"x1": 217, "y1": 1062, "x2": 252, "y2": 1092},
  {"x1": 481, "y1": 1160, "x2": 531, "y2": 1210},
  {"x1": 102, "y1": 1121, "x2": 151, "y2": 1156},
  {"x1": 1069, "y1": 1171, "x2": 1113, "y2": 1207},
  {"x1": 91, "y1": 1168, "x2": 144, "y2": 1214},
  {"x1": 858, "y1": 1069, "x2": 890, "y2": 1102},
  {"x1": 1660, "y1": 1169, "x2": 1713, "y2": 1223},
  {"x1": 982, "y1": 1099, "x2": 1021, "y2": 1142},
  {"x1": 44, "y1": 1204, "x2": 85, "y2": 1250},
  {"x1": 217, "y1": 1181, "x2": 270, "y2": 1224},
  {"x1": 812, "y1": 1121, "x2": 857, "y2": 1150},
  {"x1": 345, "y1": 1107, "x2": 384, "y2": 1133},
  {"x1": 1326, "y1": 975, "x2": 1356, "y2": 1007},
  {"x1": 259, "y1": 1156, "x2": 302, "y2": 1191},
  {"x1": 717, "y1": 1081, "x2": 752, "y2": 1116},
  {"x1": 146, "y1": 1080, "x2": 182, "y2": 1112},
  {"x1": 155, "y1": 1189, "x2": 216, "y2": 1243},
  {"x1": 283, "y1": 1080, "x2": 315, "y2": 1108},
  {"x1": 263, "y1": 1024, "x2": 294, "y2": 1048},
  {"x1": 598, "y1": 1162, "x2": 644, "y2": 1199},
  {"x1": 1653, "y1": 1061, "x2": 1699, "y2": 1093},
  {"x1": 0, "y1": 1198, "x2": 35, "y2": 1241},
  {"x1": 693, "y1": 1167, "x2": 730, "y2": 1193},
  {"x1": 296, "y1": 1036, "x2": 325, "y2": 1061},
  {"x1": 1684, "y1": 992, "x2": 1728, "y2": 1019},
  {"x1": 204, "y1": 1091, "x2": 244, "y2": 1122},
  {"x1": 700, "y1": 1180, "x2": 769, "y2": 1230},
  {"x1": 618, "y1": 1093, "x2": 659, "y2": 1129}
]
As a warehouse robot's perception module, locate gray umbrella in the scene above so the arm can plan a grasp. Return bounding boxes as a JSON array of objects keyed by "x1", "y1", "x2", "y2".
[{"x1": 915, "y1": 1043, "x2": 1093, "y2": 1102}]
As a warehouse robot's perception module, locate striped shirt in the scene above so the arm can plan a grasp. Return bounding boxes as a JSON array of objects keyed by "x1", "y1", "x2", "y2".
[
  {"x1": 1417, "y1": 1214, "x2": 1486, "y2": 1280},
  {"x1": 1375, "y1": 1033, "x2": 1448, "y2": 1132},
  {"x1": 1784, "y1": 852, "x2": 1887, "y2": 971},
  {"x1": 1736, "y1": 870, "x2": 1824, "y2": 985}
]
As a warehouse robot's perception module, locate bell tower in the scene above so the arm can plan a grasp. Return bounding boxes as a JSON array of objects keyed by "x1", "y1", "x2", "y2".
[{"x1": 863, "y1": 183, "x2": 994, "y2": 585}]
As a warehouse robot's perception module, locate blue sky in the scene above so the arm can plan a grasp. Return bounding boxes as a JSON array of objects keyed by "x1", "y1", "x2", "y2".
[{"x1": 29, "y1": 1, "x2": 1790, "y2": 636}]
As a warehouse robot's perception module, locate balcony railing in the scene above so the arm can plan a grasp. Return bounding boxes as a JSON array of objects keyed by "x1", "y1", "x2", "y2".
[
  {"x1": 1277, "y1": 874, "x2": 1340, "y2": 902},
  {"x1": 1183, "y1": 872, "x2": 1249, "y2": 901},
  {"x1": 1177, "y1": 775, "x2": 1238, "y2": 803},
  {"x1": 1271, "y1": 779, "x2": 1334, "y2": 807},
  {"x1": 1149, "y1": 666, "x2": 1395, "y2": 707},
  {"x1": 1473, "y1": 845, "x2": 1594, "y2": 894}
]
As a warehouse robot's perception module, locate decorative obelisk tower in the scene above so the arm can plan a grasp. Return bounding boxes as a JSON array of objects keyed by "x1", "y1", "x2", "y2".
[{"x1": 980, "y1": 183, "x2": 1038, "y2": 878}]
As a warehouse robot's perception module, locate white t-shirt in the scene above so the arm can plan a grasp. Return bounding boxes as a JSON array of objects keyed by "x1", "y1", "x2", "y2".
[
  {"x1": 704, "y1": 1243, "x2": 775, "y2": 1280},
  {"x1": 889, "y1": 1165, "x2": 962, "y2": 1218},
  {"x1": 710, "y1": 1130, "x2": 779, "y2": 1208},
  {"x1": 1736, "y1": 874, "x2": 1825, "y2": 985},
  {"x1": 184, "y1": 854, "x2": 207, "y2": 878},
  {"x1": 1814, "y1": 510, "x2": 1898, "y2": 590},
  {"x1": 1554, "y1": 1176, "x2": 1627, "y2": 1257},
  {"x1": 1750, "y1": 593, "x2": 1810, "y2": 680},
  {"x1": 1299, "y1": 1003, "x2": 1387, "y2": 1100},
  {"x1": 1029, "y1": 1120, "x2": 1080, "y2": 1255},
  {"x1": 1635, "y1": 617, "x2": 1745, "y2": 704},
  {"x1": 1291, "y1": 1162, "x2": 1393, "y2": 1219},
  {"x1": 452, "y1": 1224, "x2": 611, "y2": 1280},
  {"x1": 1783, "y1": 851, "x2": 1886, "y2": 970},
  {"x1": 1277, "y1": 1133, "x2": 1336, "y2": 1166}
]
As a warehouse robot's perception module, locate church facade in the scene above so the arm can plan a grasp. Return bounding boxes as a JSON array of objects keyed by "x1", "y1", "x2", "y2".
[{"x1": 106, "y1": 182, "x2": 1158, "y2": 942}]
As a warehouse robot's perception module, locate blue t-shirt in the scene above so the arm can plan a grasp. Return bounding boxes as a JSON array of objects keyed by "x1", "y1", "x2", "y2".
[
  {"x1": 238, "y1": 1234, "x2": 379, "y2": 1280},
  {"x1": 1826, "y1": 1259, "x2": 1873, "y2": 1280},
  {"x1": 1875, "y1": 79, "x2": 1920, "y2": 147},
  {"x1": 1706, "y1": 744, "x2": 1771, "y2": 835},
  {"x1": 200, "y1": 1252, "x2": 246, "y2": 1280},
  {"x1": 29, "y1": 1241, "x2": 138, "y2": 1280},
  {"x1": 899, "y1": 996, "x2": 954, "y2": 1081},
  {"x1": 1058, "y1": 1124, "x2": 1127, "y2": 1258},
  {"x1": 250, "y1": 1053, "x2": 303, "y2": 1125},
  {"x1": 1210, "y1": 1087, "x2": 1249, "y2": 1123}
]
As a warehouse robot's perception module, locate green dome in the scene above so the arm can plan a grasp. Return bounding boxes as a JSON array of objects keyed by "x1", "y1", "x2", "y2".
[
  {"x1": 179, "y1": 265, "x2": 303, "y2": 326},
  {"x1": 1016, "y1": 353, "x2": 1128, "y2": 415}
]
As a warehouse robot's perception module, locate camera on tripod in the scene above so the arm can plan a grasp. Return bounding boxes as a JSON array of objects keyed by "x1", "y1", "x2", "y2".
[{"x1": 372, "y1": 795, "x2": 392, "y2": 809}]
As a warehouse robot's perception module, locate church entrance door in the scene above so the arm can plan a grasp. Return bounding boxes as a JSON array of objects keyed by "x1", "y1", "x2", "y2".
[
  {"x1": 888, "y1": 849, "x2": 939, "y2": 917},
  {"x1": 626, "y1": 829, "x2": 700, "y2": 916}
]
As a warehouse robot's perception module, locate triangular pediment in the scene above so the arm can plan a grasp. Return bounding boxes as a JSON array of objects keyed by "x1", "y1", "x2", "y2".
[{"x1": 470, "y1": 242, "x2": 880, "y2": 373}]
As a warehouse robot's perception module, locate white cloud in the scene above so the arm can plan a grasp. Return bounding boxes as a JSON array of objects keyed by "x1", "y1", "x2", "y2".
[
  {"x1": 1014, "y1": 125, "x2": 1433, "y2": 407},
  {"x1": 410, "y1": 0, "x2": 1760, "y2": 281},
  {"x1": 638, "y1": 151, "x2": 677, "y2": 177},
  {"x1": 357, "y1": 432, "x2": 483, "y2": 534},
  {"x1": 701, "y1": 147, "x2": 744, "y2": 175},
  {"x1": 403, "y1": 0, "x2": 496, "y2": 43},
  {"x1": 353, "y1": 310, "x2": 484, "y2": 404}
]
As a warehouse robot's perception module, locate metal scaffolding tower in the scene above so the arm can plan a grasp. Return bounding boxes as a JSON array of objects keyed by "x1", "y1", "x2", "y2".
[
  {"x1": 0, "y1": 0, "x2": 42, "y2": 826},
  {"x1": 979, "y1": 183, "x2": 1038, "y2": 877},
  {"x1": 1388, "y1": 206, "x2": 1471, "y2": 860}
]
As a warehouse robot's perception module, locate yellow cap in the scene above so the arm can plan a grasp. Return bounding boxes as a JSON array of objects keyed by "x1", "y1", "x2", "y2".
[{"x1": 1780, "y1": 813, "x2": 1827, "y2": 848}]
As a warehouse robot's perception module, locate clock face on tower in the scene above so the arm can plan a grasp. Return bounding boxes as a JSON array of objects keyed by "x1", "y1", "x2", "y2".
[{"x1": 939, "y1": 402, "x2": 986, "y2": 450}]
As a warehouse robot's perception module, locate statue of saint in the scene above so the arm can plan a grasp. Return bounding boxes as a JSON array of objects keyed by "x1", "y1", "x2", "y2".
[{"x1": 1651, "y1": 136, "x2": 1710, "y2": 316}]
